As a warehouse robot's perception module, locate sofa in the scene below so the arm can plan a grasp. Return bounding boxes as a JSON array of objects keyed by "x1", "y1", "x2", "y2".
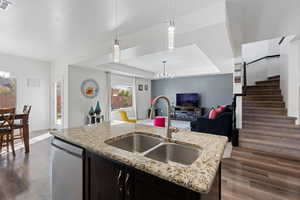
[{"x1": 190, "y1": 105, "x2": 232, "y2": 140}]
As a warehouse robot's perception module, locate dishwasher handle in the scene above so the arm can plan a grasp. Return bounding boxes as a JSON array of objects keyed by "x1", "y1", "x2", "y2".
[{"x1": 52, "y1": 138, "x2": 83, "y2": 158}]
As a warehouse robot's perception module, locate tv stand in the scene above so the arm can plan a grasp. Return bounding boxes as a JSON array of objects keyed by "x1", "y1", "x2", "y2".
[{"x1": 172, "y1": 106, "x2": 204, "y2": 121}]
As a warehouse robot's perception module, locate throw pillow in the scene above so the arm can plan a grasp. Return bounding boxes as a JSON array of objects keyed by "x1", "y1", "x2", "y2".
[{"x1": 209, "y1": 109, "x2": 219, "y2": 119}]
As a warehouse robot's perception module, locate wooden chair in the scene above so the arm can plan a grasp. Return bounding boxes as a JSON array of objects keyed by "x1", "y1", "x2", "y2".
[
  {"x1": 13, "y1": 105, "x2": 31, "y2": 142},
  {"x1": 0, "y1": 108, "x2": 16, "y2": 156}
]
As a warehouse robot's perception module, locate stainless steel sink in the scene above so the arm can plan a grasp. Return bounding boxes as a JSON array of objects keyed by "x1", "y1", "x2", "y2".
[
  {"x1": 106, "y1": 132, "x2": 163, "y2": 153},
  {"x1": 144, "y1": 143, "x2": 201, "y2": 165}
]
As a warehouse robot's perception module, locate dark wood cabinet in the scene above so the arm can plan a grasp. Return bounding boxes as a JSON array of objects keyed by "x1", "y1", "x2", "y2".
[
  {"x1": 132, "y1": 168, "x2": 200, "y2": 200},
  {"x1": 88, "y1": 153, "x2": 125, "y2": 200},
  {"x1": 86, "y1": 151, "x2": 220, "y2": 200}
]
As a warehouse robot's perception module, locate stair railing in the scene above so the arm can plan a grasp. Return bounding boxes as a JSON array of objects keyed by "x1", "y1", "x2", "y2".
[{"x1": 232, "y1": 54, "x2": 280, "y2": 147}]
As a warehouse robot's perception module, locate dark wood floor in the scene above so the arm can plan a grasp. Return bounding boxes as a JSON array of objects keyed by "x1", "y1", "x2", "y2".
[
  {"x1": 0, "y1": 138, "x2": 52, "y2": 200},
  {"x1": 1, "y1": 134, "x2": 300, "y2": 200}
]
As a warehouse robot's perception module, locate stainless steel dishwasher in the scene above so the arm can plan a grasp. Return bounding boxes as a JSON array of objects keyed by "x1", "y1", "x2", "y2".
[{"x1": 51, "y1": 138, "x2": 84, "y2": 200}]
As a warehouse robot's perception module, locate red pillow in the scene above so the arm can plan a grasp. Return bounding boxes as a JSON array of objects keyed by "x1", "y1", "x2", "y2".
[
  {"x1": 209, "y1": 109, "x2": 219, "y2": 119},
  {"x1": 215, "y1": 106, "x2": 226, "y2": 113}
]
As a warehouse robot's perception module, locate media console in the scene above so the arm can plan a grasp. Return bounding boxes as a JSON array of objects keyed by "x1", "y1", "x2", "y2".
[{"x1": 171, "y1": 106, "x2": 204, "y2": 121}]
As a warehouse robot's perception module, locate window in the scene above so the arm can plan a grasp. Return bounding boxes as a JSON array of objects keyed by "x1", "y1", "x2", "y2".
[
  {"x1": 0, "y1": 76, "x2": 16, "y2": 108},
  {"x1": 111, "y1": 86, "x2": 133, "y2": 110}
]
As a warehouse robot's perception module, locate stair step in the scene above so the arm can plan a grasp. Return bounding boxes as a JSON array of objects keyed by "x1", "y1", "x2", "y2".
[
  {"x1": 243, "y1": 113, "x2": 296, "y2": 124},
  {"x1": 240, "y1": 132, "x2": 300, "y2": 149},
  {"x1": 244, "y1": 95, "x2": 283, "y2": 101},
  {"x1": 268, "y1": 75, "x2": 280, "y2": 80},
  {"x1": 246, "y1": 90, "x2": 281, "y2": 95},
  {"x1": 243, "y1": 107, "x2": 287, "y2": 115},
  {"x1": 239, "y1": 138, "x2": 300, "y2": 158},
  {"x1": 243, "y1": 101, "x2": 285, "y2": 108},
  {"x1": 246, "y1": 85, "x2": 279, "y2": 90},
  {"x1": 243, "y1": 121, "x2": 300, "y2": 133},
  {"x1": 256, "y1": 79, "x2": 280, "y2": 86},
  {"x1": 246, "y1": 88, "x2": 281, "y2": 92},
  {"x1": 243, "y1": 113, "x2": 296, "y2": 120},
  {"x1": 243, "y1": 114, "x2": 295, "y2": 125},
  {"x1": 243, "y1": 100, "x2": 284, "y2": 103},
  {"x1": 222, "y1": 158, "x2": 300, "y2": 195},
  {"x1": 243, "y1": 114, "x2": 296, "y2": 124}
]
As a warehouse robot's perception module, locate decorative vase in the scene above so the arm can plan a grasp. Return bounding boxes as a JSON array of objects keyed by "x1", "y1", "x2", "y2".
[
  {"x1": 95, "y1": 101, "x2": 102, "y2": 115},
  {"x1": 89, "y1": 106, "x2": 96, "y2": 124},
  {"x1": 95, "y1": 101, "x2": 102, "y2": 123}
]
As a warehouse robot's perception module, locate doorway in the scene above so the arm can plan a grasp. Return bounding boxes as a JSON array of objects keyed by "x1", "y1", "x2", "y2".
[{"x1": 54, "y1": 81, "x2": 63, "y2": 129}]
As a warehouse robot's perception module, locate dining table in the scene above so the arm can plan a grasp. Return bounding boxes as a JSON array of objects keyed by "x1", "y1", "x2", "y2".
[{"x1": 0, "y1": 113, "x2": 30, "y2": 153}]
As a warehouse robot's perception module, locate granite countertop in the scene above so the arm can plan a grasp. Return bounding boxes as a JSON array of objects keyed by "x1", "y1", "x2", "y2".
[{"x1": 50, "y1": 121, "x2": 227, "y2": 194}]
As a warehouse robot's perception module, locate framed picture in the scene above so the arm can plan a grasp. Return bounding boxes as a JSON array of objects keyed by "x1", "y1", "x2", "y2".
[
  {"x1": 81, "y1": 79, "x2": 99, "y2": 99},
  {"x1": 144, "y1": 84, "x2": 148, "y2": 91},
  {"x1": 138, "y1": 84, "x2": 143, "y2": 91}
]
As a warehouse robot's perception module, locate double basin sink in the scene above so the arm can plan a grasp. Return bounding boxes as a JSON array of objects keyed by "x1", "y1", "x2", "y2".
[{"x1": 105, "y1": 132, "x2": 201, "y2": 165}]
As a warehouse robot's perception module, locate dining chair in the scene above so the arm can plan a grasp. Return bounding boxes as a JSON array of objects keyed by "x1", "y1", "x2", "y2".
[
  {"x1": 0, "y1": 108, "x2": 16, "y2": 156},
  {"x1": 13, "y1": 105, "x2": 32, "y2": 142}
]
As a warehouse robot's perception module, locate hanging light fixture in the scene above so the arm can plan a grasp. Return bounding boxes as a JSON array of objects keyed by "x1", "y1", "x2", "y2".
[
  {"x1": 168, "y1": 20, "x2": 175, "y2": 50},
  {"x1": 0, "y1": 0, "x2": 12, "y2": 10},
  {"x1": 168, "y1": 0, "x2": 175, "y2": 51},
  {"x1": 0, "y1": 70, "x2": 10, "y2": 78},
  {"x1": 113, "y1": 38, "x2": 120, "y2": 63},
  {"x1": 156, "y1": 61, "x2": 175, "y2": 79},
  {"x1": 113, "y1": 0, "x2": 120, "y2": 63}
]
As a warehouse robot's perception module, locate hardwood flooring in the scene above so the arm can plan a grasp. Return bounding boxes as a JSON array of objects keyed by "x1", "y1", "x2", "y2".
[
  {"x1": 0, "y1": 123, "x2": 299, "y2": 200},
  {"x1": 222, "y1": 75, "x2": 300, "y2": 200},
  {"x1": 0, "y1": 137, "x2": 52, "y2": 200}
]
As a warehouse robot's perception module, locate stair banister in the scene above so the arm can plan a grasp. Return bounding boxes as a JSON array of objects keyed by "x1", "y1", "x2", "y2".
[{"x1": 232, "y1": 55, "x2": 280, "y2": 147}]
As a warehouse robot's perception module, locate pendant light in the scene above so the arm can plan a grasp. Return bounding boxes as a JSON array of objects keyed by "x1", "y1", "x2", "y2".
[
  {"x1": 168, "y1": 0, "x2": 175, "y2": 51},
  {"x1": 0, "y1": 71, "x2": 10, "y2": 78},
  {"x1": 113, "y1": 0, "x2": 120, "y2": 63},
  {"x1": 113, "y1": 38, "x2": 120, "y2": 63},
  {"x1": 168, "y1": 20, "x2": 175, "y2": 50},
  {"x1": 156, "y1": 61, "x2": 175, "y2": 79}
]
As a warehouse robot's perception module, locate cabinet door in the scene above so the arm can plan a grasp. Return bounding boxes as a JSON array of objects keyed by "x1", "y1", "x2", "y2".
[
  {"x1": 132, "y1": 169, "x2": 200, "y2": 200},
  {"x1": 90, "y1": 154, "x2": 125, "y2": 200}
]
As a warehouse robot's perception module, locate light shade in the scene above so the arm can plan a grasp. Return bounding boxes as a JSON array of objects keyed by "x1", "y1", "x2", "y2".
[
  {"x1": 168, "y1": 20, "x2": 175, "y2": 50},
  {"x1": 113, "y1": 39, "x2": 120, "y2": 63},
  {"x1": 0, "y1": 71, "x2": 10, "y2": 78}
]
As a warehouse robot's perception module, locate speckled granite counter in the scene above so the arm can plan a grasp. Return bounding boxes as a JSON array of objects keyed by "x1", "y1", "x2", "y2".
[{"x1": 50, "y1": 121, "x2": 227, "y2": 194}]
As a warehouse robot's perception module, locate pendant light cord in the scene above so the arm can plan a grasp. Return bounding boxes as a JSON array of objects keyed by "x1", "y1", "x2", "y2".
[{"x1": 114, "y1": 0, "x2": 118, "y2": 39}]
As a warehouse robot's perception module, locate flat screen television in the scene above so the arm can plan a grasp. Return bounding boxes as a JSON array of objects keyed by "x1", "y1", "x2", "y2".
[{"x1": 176, "y1": 93, "x2": 200, "y2": 107}]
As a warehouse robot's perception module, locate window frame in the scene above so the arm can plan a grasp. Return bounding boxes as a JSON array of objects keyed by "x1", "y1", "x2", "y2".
[
  {"x1": 111, "y1": 85, "x2": 133, "y2": 111},
  {"x1": 0, "y1": 76, "x2": 17, "y2": 109}
]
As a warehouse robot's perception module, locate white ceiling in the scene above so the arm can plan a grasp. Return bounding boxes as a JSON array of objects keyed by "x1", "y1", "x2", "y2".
[
  {"x1": 226, "y1": 0, "x2": 300, "y2": 57},
  {"x1": 0, "y1": 0, "x2": 234, "y2": 78},
  {"x1": 122, "y1": 44, "x2": 220, "y2": 77},
  {"x1": 0, "y1": 0, "x2": 223, "y2": 61}
]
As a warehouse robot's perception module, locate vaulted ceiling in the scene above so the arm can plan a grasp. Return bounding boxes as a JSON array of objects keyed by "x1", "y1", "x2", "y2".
[
  {"x1": 226, "y1": 0, "x2": 300, "y2": 57},
  {"x1": 0, "y1": 0, "x2": 235, "y2": 77}
]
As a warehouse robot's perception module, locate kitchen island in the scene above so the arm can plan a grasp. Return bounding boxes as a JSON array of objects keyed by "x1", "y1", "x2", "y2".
[{"x1": 50, "y1": 122, "x2": 227, "y2": 200}]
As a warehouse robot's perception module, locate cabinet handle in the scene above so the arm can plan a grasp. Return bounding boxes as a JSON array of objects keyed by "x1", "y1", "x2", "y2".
[
  {"x1": 117, "y1": 170, "x2": 123, "y2": 186},
  {"x1": 125, "y1": 173, "x2": 130, "y2": 196}
]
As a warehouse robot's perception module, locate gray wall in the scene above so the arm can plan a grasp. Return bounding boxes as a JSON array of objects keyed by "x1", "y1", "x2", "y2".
[{"x1": 151, "y1": 74, "x2": 233, "y2": 112}]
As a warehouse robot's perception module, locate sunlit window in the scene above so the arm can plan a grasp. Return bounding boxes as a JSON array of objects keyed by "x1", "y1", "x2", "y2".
[
  {"x1": 0, "y1": 75, "x2": 16, "y2": 108},
  {"x1": 111, "y1": 85, "x2": 133, "y2": 110}
]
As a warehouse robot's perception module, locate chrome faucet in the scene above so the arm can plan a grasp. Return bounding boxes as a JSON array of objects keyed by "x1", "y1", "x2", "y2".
[{"x1": 150, "y1": 96, "x2": 173, "y2": 139}]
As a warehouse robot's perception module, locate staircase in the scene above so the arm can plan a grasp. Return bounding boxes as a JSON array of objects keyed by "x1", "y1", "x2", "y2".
[{"x1": 222, "y1": 76, "x2": 300, "y2": 200}]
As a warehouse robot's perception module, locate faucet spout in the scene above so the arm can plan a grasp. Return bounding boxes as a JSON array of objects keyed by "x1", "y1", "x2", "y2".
[{"x1": 150, "y1": 96, "x2": 172, "y2": 139}]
